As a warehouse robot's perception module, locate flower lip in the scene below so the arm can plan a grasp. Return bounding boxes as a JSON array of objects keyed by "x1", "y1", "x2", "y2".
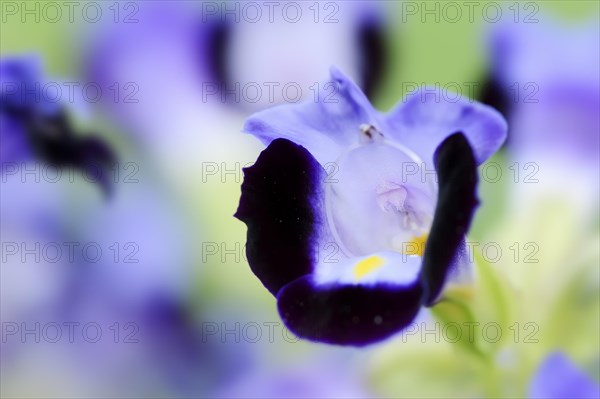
[{"x1": 277, "y1": 275, "x2": 423, "y2": 346}]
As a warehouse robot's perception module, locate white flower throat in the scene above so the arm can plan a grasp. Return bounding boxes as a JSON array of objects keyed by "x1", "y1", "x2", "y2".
[{"x1": 324, "y1": 124, "x2": 437, "y2": 259}]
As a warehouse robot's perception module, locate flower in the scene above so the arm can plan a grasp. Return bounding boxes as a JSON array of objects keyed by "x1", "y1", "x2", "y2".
[
  {"x1": 218, "y1": 355, "x2": 371, "y2": 398},
  {"x1": 482, "y1": 17, "x2": 599, "y2": 213},
  {"x1": 487, "y1": 16, "x2": 599, "y2": 159},
  {"x1": 87, "y1": 1, "x2": 388, "y2": 136},
  {"x1": 0, "y1": 56, "x2": 116, "y2": 196},
  {"x1": 91, "y1": 1, "x2": 388, "y2": 106},
  {"x1": 528, "y1": 352, "x2": 599, "y2": 399},
  {"x1": 235, "y1": 68, "x2": 507, "y2": 346},
  {"x1": 213, "y1": 0, "x2": 388, "y2": 110},
  {"x1": 479, "y1": 18, "x2": 599, "y2": 377}
]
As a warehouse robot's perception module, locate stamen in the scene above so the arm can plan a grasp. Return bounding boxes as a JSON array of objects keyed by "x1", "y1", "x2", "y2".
[{"x1": 359, "y1": 124, "x2": 384, "y2": 144}]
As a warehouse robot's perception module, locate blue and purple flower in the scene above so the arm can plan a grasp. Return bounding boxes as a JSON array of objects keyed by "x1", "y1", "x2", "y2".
[
  {"x1": 1, "y1": 56, "x2": 116, "y2": 196},
  {"x1": 87, "y1": 1, "x2": 388, "y2": 133},
  {"x1": 482, "y1": 16, "x2": 600, "y2": 221},
  {"x1": 235, "y1": 68, "x2": 507, "y2": 346},
  {"x1": 484, "y1": 17, "x2": 599, "y2": 162}
]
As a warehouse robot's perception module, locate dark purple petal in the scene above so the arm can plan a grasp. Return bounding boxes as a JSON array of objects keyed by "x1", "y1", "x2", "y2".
[
  {"x1": 420, "y1": 132, "x2": 479, "y2": 305},
  {"x1": 1, "y1": 57, "x2": 117, "y2": 197},
  {"x1": 235, "y1": 139, "x2": 328, "y2": 296},
  {"x1": 25, "y1": 110, "x2": 117, "y2": 198},
  {"x1": 356, "y1": 11, "x2": 388, "y2": 100},
  {"x1": 202, "y1": 17, "x2": 232, "y2": 95},
  {"x1": 478, "y1": 76, "x2": 512, "y2": 121},
  {"x1": 277, "y1": 275, "x2": 422, "y2": 346},
  {"x1": 77, "y1": 136, "x2": 118, "y2": 198}
]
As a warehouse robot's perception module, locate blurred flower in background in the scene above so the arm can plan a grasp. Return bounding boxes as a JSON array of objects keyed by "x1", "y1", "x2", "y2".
[
  {"x1": 0, "y1": 175, "x2": 74, "y2": 362},
  {"x1": 0, "y1": 55, "x2": 240, "y2": 397},
  {"x1": 218, "y1": 354, "x2": 371, "y2": 399},
  {"x1": 479, "y1": 9, "x2": 599, "y2": 381},
  {"x1": 219, "y1": 1, "x2": 388, "y2": 110},
  {"x1": 86, "y1": 1, "x2": 389, "y2": 168},
  {"x1": 1, "y1": 56, "x2": 56, "y2": 163},
  {"x1": 484, "y1": 16, "x2": 600, "y2": 216},
  {"x1": 529, "y1": 352, "x2": 599, "y2": 399},
  {"x1": 1, "y1": 56, "x2": 117, "y2": 196}
]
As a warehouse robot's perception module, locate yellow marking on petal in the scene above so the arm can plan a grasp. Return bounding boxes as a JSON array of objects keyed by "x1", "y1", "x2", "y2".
[
  {"x1": 402, "y1": 234, "x2": 428, "y2": 257},
  {"x1": 353, "y1": 255, "x2": 385, "y2": 281}
]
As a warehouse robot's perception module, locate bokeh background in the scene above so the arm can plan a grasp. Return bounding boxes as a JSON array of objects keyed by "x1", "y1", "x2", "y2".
[{"x1": 1, "y1": 0, "x2": 599, "y2": 398}]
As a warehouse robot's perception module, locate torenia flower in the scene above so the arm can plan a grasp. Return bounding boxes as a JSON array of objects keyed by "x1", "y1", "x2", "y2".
[
  {"x1": 483, "y1": 17, "x2": 600, "y2": 213},
  {"x1": 0, "y1": 56, "x2": 116, "y2": 196},
  {"x1": 89, "y1": 1, "x2": 388, "y2": 125},
  {"x1": 235, "y1": 68, "x2": 507, "y2": 345},
  {"x1": 88, "y1": 1, "x2": 388, "y2": 171}
]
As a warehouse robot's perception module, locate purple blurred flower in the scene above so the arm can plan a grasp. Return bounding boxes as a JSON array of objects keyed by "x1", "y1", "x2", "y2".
[
  {"x1": 1, "y1": 57, "x2": 55, "y2": 162},
  {"x1": 0, "y1": 176, "x2": 249, "y2": 397},
  {"x1": 235, "y1": 68, "x2": 507, "y2": 346},
  {"x1": 0, "y1": 56, "x2": 117, "y2": 196},
  {"x1": 529, "y1": 352, "x2": 599, "y2": 399},
  {"x1": 87, "y1": 1, "x2": 388, "y2": 139},
  {"x1": 219, "y1": 356, "x2": 372, "y2": 398},
  {"x1": 60, "y1": 294, "x2": 249, "y2": 396},
  {"x1": 483, "y1": 17, "x2": 600, "y2": 213},
  {"x1": 0, "y1": 176, "x2": 74, "y2": 354},
  {"x1": 484, "y1": 18, "x2": 599, "y2": 163}
]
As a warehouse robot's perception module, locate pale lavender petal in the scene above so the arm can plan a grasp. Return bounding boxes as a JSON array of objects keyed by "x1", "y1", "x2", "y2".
[
  {"x1": 384, "y1": 87, "x2": 508, "y2": 166},
  {"x1": 243, "y1": 67, "x2": 383, "y2": 165}
]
